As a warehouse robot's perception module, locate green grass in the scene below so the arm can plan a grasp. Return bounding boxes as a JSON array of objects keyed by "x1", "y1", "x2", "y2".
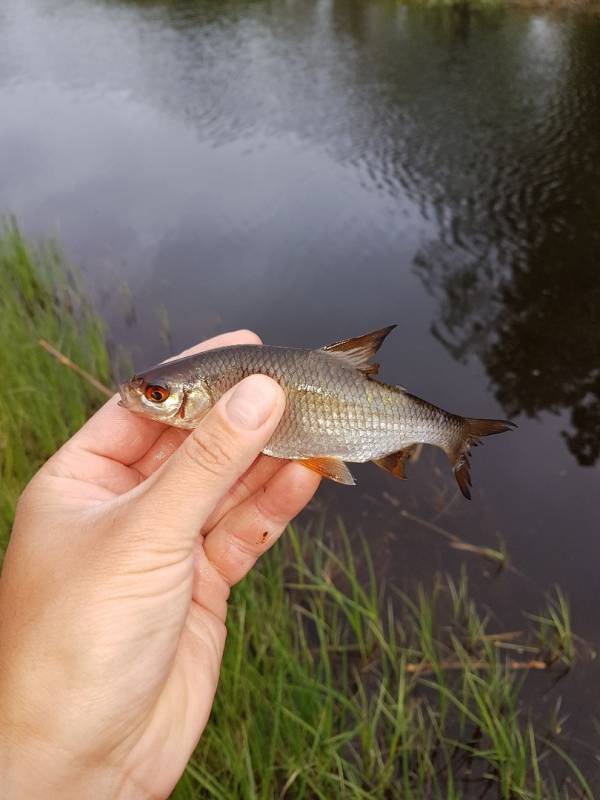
[
  {"x1": 177, "y1": 525, "x2": 594, "y2": 799},
  {"x1": 0, "y1": 219, "x2": 111, "y2": 548},
  {"x1": 0, "y1": 221, "x2": 595, "y2": 799},
  {"x1": 528, "y1": 588, "x2": 578, "y2": 669}
]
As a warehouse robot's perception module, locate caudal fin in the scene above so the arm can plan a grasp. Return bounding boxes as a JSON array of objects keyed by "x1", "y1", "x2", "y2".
[{"x1": 451, "y1": 418, "x2": 516, "y2": 500}]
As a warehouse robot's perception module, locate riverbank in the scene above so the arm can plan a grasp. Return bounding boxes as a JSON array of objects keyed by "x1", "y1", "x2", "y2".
[
  {"x1": 0, "y1": 225, "x2": 596, "y2": 797},
  {"x1": 0, "y1": 221, "x2": 111, "y2": 549},
  {"x1": 186, "y1": 525, "x2": 595, "y2": 799}
]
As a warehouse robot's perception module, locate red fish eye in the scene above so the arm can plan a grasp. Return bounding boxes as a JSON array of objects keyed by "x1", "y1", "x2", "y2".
[{"x1": 144, "y1": 384, "x2": 170, "y2": 403}]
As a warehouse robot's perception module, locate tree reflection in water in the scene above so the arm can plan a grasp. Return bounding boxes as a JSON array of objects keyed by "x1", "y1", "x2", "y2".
[{"x1": 413, "y1": 17, "x2": 600, "y2": 467}]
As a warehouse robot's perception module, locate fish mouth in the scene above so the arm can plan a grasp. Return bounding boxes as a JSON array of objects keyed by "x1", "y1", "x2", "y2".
[
  {"x1": 118, "y1": 376, "x2": 143, "y2": 410},
  {"x1": 117, "y1": 392, "x2": 134, "y2": 411}
]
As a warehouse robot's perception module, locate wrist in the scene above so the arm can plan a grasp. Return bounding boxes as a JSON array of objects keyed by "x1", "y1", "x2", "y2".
[{"x1": 0, "y1": 729, "x2": 152, "y2": 800}]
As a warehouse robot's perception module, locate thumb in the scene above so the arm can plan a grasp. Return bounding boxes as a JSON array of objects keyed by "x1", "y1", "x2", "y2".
[{"x1": 130, "y1": 374, "x2": 286, "y2": 552}]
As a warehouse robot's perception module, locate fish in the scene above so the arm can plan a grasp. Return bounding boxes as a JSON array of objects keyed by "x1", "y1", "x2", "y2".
[{"x1": 118, "y1": 326, "x2": 515, "y2": 499}]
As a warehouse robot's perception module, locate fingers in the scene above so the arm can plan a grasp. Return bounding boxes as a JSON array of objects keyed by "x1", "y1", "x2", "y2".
[
  {"x1": 200, "y1": 462, "x2": 321, "y2": 588},
  {"x1": 187, "y1": 461, "x2": 320, "y2": 622},
  {"x1": 200, "y1": 455, "x2": 286, "y2": 531},
  {"x1": 131, "y1": 427, "x2": 284, "y2": 495},
  {"x1": 132, "y1": 375, "x2": 286, "y2": 553},
  {"x1": 58, "y1": 330, "x2": 262, "y2": 468}
]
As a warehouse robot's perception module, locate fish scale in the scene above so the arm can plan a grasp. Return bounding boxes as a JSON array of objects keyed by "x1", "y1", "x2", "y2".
[{"x1": 119, "y1": 326, "x2": 515, "y2": 499}]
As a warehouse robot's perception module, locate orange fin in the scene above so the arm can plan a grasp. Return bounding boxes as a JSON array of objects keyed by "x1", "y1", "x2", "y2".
[
  {"x1": 373, "y1": 445, "x2": 418, "y2": 480},
  {"x1": 320, "y1": 325, "x2": 396, "y2": 375},
  {"x1": 298, "y1": 456, "x2": 355, "y2": 485},
  {"x1": 451, "y1": 418, "x2": 517, "y2": 500}
]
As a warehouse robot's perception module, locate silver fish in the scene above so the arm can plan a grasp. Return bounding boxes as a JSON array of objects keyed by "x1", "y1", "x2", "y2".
[{"x1": 118, "y1": 326, "x2": 515, "y2": 498}]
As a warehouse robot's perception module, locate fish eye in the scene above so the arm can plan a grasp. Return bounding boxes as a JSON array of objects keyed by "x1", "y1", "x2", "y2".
[{"x1": 144, "y1": 384, "x2": 170, "y2": 403}]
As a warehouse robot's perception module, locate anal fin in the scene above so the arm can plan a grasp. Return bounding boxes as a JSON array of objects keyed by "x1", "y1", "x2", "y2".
[
  {"x1": 373, "y1": 445, "x2": 418, "y2": 480},
  {"x1": 297, "y1": 456, "x2": 355, "y2": 485}
]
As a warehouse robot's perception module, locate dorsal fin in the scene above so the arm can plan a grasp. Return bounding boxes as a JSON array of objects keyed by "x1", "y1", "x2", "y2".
[{"x1": 320, "y1": 325, "x2": 397, "y2": 375}]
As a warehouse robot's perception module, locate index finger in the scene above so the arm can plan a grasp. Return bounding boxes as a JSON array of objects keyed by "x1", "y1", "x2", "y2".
[{"x1": 61, "y1": 329, "x2": 262, "y2": 466}]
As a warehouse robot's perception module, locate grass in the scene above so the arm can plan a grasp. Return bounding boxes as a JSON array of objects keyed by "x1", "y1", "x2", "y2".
[
  {"x1": 528, "y1": 588, "x2": 578, "y2": 669},
  {"x1": 0, "y1": 221, "x2": 596, "y2": 798},
  {"x1": 177, "y1": 524, "x2": 594, "y2": 799},
  {"x1": 0, "y1": 219, "x2": 111, "y2": 549}
]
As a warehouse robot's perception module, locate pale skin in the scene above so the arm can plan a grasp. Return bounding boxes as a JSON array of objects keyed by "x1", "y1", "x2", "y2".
[{"x1": 0, "y1": 330, "x2": 321, "y2": 800}]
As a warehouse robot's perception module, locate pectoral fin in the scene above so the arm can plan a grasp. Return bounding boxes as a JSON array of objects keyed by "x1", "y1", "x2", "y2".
[
  {"x1": 320, "y1": 325, "x2": 397, "y2": 375},
  {"x1": 297, "y1": 456, "x2": 355, "y2": 485},
  {"x1": 373, "y1": 445, "x2": 418, "y2": 480}
]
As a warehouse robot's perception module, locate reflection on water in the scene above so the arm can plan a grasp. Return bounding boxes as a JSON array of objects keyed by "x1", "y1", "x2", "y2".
[{"x1": 410, "y1": 11, "x2": 600, "y2": 468}]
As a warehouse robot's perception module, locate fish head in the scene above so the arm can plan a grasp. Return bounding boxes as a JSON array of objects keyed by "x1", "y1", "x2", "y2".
[{"x1": 118, "y1": 365, "x2": 212, "y2": 427}]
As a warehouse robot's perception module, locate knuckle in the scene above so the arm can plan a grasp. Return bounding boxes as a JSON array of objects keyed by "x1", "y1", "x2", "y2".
[
  {"x1": 101, "y1": 505, "x2": 191, "y2": 565},
  {"x1": 229, "y1": 531, "x2": 263, "y2": 560},
  {"x1": 185, "y1": 428, "x2": 233, "y2": 477}
]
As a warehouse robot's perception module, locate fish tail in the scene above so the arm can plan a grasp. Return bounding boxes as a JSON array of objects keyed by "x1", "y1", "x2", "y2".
[{"x1": 450, "y1": 417, "x2": 516, "y2": 500}]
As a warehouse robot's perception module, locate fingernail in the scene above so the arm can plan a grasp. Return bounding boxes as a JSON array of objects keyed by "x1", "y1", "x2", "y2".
[{"x1": 225, "y1": 375, "x2": 280, "y2": 430}]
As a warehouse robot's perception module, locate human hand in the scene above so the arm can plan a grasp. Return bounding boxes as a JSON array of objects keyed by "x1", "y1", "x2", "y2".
[{"x1": 0, "y1": 330, "x2": 320, "y2": 800}]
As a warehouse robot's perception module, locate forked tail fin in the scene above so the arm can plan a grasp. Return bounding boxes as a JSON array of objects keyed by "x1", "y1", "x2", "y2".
[{"x1": 451, "y1": 418, "x2": 516, "y2": 500}]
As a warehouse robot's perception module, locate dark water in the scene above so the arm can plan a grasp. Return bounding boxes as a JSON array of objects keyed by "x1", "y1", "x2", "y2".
[{"x1": 1, "y1": 0, "x2": 600, "y2": 775}]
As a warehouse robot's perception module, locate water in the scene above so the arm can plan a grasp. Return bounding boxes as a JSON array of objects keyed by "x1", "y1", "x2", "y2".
[{"x1": 1, "y1": 0, "x2": 600, "y2": 774}]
